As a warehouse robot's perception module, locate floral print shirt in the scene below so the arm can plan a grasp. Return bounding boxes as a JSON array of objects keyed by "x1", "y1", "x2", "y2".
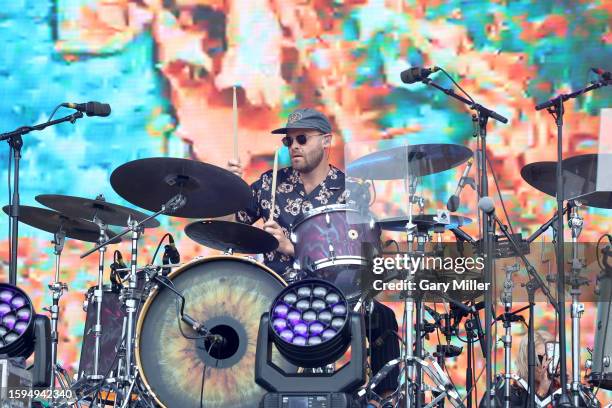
[{"x1": 236, "y1": 166, "x2": 367, "y2": 276}]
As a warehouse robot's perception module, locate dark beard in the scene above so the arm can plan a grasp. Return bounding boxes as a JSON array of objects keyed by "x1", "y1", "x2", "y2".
[{"x1": 295, "y1": 148, "x2": 324, "y2": 173}]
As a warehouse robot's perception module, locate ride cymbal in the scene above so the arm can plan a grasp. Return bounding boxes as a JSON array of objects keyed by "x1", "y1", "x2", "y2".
[
  {"x1": 347, "y1": 144, "x2": 473, "y2": 180},
  {"x1": 110, "y1": 158, "x2": 252, "y2": 218}
]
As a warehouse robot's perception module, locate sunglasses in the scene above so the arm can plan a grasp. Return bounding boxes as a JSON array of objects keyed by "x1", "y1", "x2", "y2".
[{"x1": 281, "y1": 133, "x2": 328, "y2": 147}]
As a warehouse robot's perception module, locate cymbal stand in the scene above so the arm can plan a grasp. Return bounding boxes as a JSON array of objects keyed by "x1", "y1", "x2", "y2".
[
  {"x1": 500, "y1": 263, "x2": 520, "y2": 408},
  {"x1": 88, "y1": 216, "x2": 110, "y2": 382},
  {"x1": 567, "y1": 204, "x2": 596, "y2": 407},
  {"x1": 401, "y1": 175, "x2": 420, "y2": 408},
  {"x1": 47, "y1": 229, "x2": 68, "y2": 408}
]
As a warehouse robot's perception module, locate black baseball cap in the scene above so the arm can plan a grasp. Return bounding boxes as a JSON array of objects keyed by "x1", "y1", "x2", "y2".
[{"x1": 271, "y1": 108, "x2": 332, "y2": 134}]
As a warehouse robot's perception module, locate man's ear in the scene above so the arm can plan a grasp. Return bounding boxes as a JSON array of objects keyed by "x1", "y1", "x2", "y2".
[{"x1": 322, "y1": 133, "x2": 332, "y2": 148}]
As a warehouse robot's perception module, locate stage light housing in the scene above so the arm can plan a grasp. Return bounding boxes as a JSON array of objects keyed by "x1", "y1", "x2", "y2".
[
  {"x1": 0, "y1": 284, "x2": 36, "y2": 359},
  {"x1": 269, "y1": 279, "x2": 350, "y2": 368}
]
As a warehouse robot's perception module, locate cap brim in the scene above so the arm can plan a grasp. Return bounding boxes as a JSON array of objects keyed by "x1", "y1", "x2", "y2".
[{"x1": 271, "y1": 127, "x2": 317, "y2": 134}]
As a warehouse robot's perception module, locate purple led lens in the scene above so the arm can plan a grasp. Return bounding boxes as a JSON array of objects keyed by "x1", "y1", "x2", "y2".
[
  {"x1": 303, "y1": 310, "x2": 317, "y2": 323},
  {"x1": 331, "y1": 317, "x2": 345, "y2": 330},
  {"x1": 0, "y1": 327, "x2": 7, "y2": 336},
  {"x1": 313, "y1": 286, "x2": 327, "y2": 298},
  {"x1": 283, "y1": 293, "x2": 298, "y2": 304},
  {"x1": 287, "y1": 310, "x2": 302, "y2": 325},
  {"x1": 309, "y1": 322, "x2": 325, "y2": 335},
  {"x1": 11, "y1": 297, "x2": 26, "y2": 309},
  {"x1": 332, "y1": 304, "x2": 347, "y2": 316},
  {"x1": 0, "y1": 303, "x2": 11, "y2": 317},
  {"x1": 308, "y1": 336, "x2": 322, "y2": 346},
  {"x1": 297, "y1": 286, "x2": 312, "y2": 298},
  {"x1": 4, "y1": 332, "x2": 18, "y2": 343},
  {"x1": 0, "y1": 290, "x2": 13, "y2": 303},
  {"x1": 311, "y1": 299, "x2": 326, "y2": 312},
  {"x1": 16, "y1": 308, "x2": 30, "y2": 321},
  {"x1": 14, "y1": 321, "x2": 28, "y2": 335},
  {"x1": 279, "y1": 329, "x2": 294, "y2": 342},
  {"x1": 292, "y1": 336, "x2": 307, "y2": 346},
  {"x1": 318, "y1": 310, "x2": 332, "y2": 323},
  {"x1": 325, "y1": 293, "x2": 340, "y2": 304},
  {"x1": 273, "y1": 304, "x2": 289, "y2": 318},
  {"x1": 322, "y1": 329, "x2": 336, "y2": 341},
  {"x1": 2, "y1": 314, "x2": 16, "y2": 330},
  {"x1": 272, "y1": 318, "x2": 288, "y2": 332},
  {"x1": 0, "y1": 339, "x2": 4, "y2": 347},
  {"x1": 295, "y1": 300, "x2": 310, "y2": 311},
  {"x1": 294, "y1": 323, "x2": 308, "y2": 336}
]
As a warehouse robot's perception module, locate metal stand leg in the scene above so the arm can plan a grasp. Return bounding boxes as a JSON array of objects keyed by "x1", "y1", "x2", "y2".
[
  {"x1": 404, "y1": 295, "x2": 415, "y2": 408},
  {"x1": 501, "y1": 264, "x2": 519, "y2": 408},
  {"x1": 48, "y1": 230, "x2": 67, "y2": 408},
  {"x1": 90, "y1": 224, "x2": 109, "y2": 381}
]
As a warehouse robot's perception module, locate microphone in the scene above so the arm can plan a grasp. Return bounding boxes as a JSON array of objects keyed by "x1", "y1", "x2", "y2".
[
  {"x1": 162, "y1": 235, "x2": 180, "y2": 275},
  {"x1": 478, "y1": 196, "x2": 495, "y2": 215},
  {"x1": 400, "y1": 66, "x2": 440, "y2": 84},
  {"x1": 61, "y1": 101, "x2": 111, "y2": 117},
  {"x1": 591, "y1": 67, "x2": 611, "y2": 81},
  {"x1": 447, "y1": 158, "x2": 474, "y2": 212}
]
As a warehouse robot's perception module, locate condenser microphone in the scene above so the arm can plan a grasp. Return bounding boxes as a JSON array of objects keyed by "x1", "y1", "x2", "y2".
[
  {"x1": 447, "y1": 158, "x2": 474, "y2": 212},
  {"x1": 400, "y1": 66, "x2": 440, "y2": 84},
  {"x1": 61, "y1": 101, "x2": 111, "y2": 117}
]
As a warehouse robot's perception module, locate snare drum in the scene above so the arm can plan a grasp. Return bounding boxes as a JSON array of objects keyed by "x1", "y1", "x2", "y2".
[{"x1": 290, "y1": 204, "x2": 380, "y2": 300}]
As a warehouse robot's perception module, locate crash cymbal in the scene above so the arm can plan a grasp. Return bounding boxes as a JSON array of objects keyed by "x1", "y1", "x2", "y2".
[
  {"x1": 521, "y1": 154, "x2": 612, "y2": 209},
  {"x1": 347, "y1": 144, "x2": 473, "y2": 180},
  {"x1": 184, "y1": 220, "x2": 279, "y2": 254},
  {"x1": 36, "y1": 195, "x2": 160, "y2": 228},
  {"x1": 110, "y1": 158, "x2": 251, "y2": 218},
  {"x1": 377, "y1": 214, "x2": 472, "y2": 232},
  {"x1": 2, "y1": 205, "x2": 119, "y2": 243}
]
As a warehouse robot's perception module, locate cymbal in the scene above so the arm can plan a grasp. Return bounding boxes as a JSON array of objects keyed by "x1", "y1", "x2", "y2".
[
  {"x1": 377, "y1": 214, "x2": 472, "y2": 232},
  {"x1": 185, "y1": 220, "x2": 279, "y2": 254},
  {"x1": 521, "y1": 154, "x2": 612, "y2": 209},
  {"x1": 36, "y1": 195, "x2": 160, "y2": 228},
  {"x1": 347, "y1": 144, "x2": 473, "y2": 180},
  {"x1": 2, "y1": 205, "x2": 119, "y2": 243},
  {"x1": 110, "y1": 158, "x2": 252, "y2": 218}
]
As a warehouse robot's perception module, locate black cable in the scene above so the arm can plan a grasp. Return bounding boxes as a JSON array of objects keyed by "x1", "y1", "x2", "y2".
[
  {"x1": 486, "y1": 155, "x2": 516, "y2": 237},
  {"x1": 150, "y1": 233, "x2": 172, "y2": 265},
  {"x1": 199, "y1": 342, "x2": 215, "y2": 408},
  {"x1": 437, "y1": 67, "x2": 476, "y2": 104},
  {"x1": 47, "y1": 105, "x2": 62, "y2": 122}
]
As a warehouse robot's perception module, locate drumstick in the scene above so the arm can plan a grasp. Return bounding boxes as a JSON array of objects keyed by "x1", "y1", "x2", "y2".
[
  {"x1": 232, "y1": 85, "x2": 238, "y2": 160},
  {"x1": 269, "y1": 148, "x2": 279, "y2": 222}
]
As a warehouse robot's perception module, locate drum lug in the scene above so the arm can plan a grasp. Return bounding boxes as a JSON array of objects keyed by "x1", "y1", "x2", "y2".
[
  {"x1": 325, "y1": 213, "x2": 331, "y2": 225},
  {"x1": 293, "y1": 260, "x2": 301, "y2": 270},
  {"x1": 329, "y1": 243, "x2": 335, "y2": 259},
  {"x1": 290, "y1": 232, "x2": 297, "y2": 244}
]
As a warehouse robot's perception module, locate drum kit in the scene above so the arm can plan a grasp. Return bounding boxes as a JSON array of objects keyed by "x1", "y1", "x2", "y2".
[{"x1": 4, "y1": 138, "x2": 611, "y2": 407}]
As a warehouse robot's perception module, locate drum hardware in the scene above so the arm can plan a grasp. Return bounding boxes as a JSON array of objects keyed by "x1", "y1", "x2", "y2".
[
  {"x1": 47, "y1": 229, "x2": 69, "y2": 408},
  {"x1": 499, "y1": 263, "x2": 521, "y2": 408},
  {"x1": 184, "y1": 219, "x2": 279, "y2": 254}
]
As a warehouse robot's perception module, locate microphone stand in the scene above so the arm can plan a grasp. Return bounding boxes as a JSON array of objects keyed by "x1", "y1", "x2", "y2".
[
  {"x1": 421, "y1": 76, "x2": 508, "y2": 408},
  {"x1": 488, "y1": 214, "x2": 558, "y2": 408},
  {"x1": 536, "y1": 76, "x2": 610, "y2": 408},
  {"x1": 0, "y1": 111, "x2": 84, "y2": 285}
]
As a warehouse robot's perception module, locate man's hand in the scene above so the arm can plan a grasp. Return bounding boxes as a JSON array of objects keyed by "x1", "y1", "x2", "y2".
[
  {"x1": 227, "y1": 158, "x2": 244, "y2": 178},
  {"x1": 263, "y1": 219, "x2": 294, "y2": 256}
]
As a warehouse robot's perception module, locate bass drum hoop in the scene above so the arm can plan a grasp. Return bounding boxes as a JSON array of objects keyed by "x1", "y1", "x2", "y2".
[{"x1": 135, "y1": 255, "x2": 286, "y2": 408}]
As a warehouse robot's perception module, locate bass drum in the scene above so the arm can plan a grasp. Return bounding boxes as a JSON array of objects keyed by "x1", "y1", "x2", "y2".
[{"x1": 135, "y1": 256, "x2": 288, "y2": 408}]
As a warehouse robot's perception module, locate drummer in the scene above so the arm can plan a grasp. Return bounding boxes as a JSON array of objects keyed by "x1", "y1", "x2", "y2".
[{"x1": 227, "y1": 107, "x2": 400, "y2": 400}]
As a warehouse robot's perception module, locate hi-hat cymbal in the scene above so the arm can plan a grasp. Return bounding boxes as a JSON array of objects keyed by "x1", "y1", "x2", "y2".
[
  {"x1": 110, "y1": 158, "x2": 252, "y2": 218},
  {"x1": 184, "y1": 220, "x2": 279, "y2": 254},
  {"x1": 347, "y1": 144, "x2": 473, "y2": 180},
  {"x1": 2, "y1": 205, "x2": 119, "y2": 243},
  {"x1": 36, "y1": 195, "x2": 160, "y2": 228},
  {"x1": 377, "y1": 214, "x2": 472, "y2": 232},
  {"x1": 521, "y1": 154, "x2": 612, "y2": 209}
]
